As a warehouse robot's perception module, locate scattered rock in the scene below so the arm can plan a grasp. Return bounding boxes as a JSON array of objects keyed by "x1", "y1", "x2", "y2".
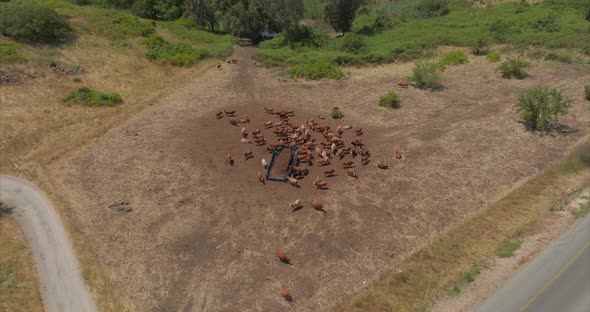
[
  {"x1": 108, "y1": 201, "x2": 132, "y2": 213},
  {"x1": 51, "y1": 62, "x2": 85, "y2": 76},
  {"x1": 0, "y1": 68, "x2": 45, "y2": 85}
]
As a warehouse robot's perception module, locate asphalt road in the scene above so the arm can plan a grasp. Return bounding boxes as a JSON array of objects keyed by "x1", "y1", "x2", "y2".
[
  {"x1": 476, "y1": 215, "x2": 590, "y2": 312},
  {"x1": 0, "y1": 176, "x2": 97, "y2": 312}
]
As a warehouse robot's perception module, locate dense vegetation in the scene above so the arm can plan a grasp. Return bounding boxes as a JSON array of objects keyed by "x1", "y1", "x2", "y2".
[
  {"x1": 584, "y1": 85, "x2": 590, "y2": 101},
  {"x1": 438, "y1": 50, "x2": 468, "y2": 70},
  {"x1": 0, "y1": 1, "x2": 71, "y2": 43},
  {"x1": 144, "y1": 35, "x2": 208, "y2": 65},
  {"x1": 515, "y1": 87, "x2": 572, "y2": 131},
  {"x1": 64, "y1": 87, "x2": 124, "y2": 106},
  {"x1": 258, "y1": 0, "x2": 590, "y2": 76},
  {"x1": 289, "y1": 60, "x2": 343, "y2": 79}
]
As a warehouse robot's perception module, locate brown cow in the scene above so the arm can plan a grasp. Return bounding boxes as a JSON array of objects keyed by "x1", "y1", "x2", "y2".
[
  {"x1": 395, "y1": 151, "x2": 403, "y2": 159},
  {"x1": 216, "y1": 111, "x2": 223, "y2": 119},
  {"x1": 311, "y1": 200, "x2": 325, "y2": 213},
  {"x1": 276, "y1": 249, "x2": 291, "y2": 264},
  {"x1": 224, "y1": 110, "x2": 236, "y2": 116},
  {"x1": 216, "y1": 64, "x2": 222, "y2": 70},
  {"x1": 398, "y1": 81, "x2": 409, "y2": 88},
  {"x1": 257, "y1": 172, "x2": 265, "y2": 184},
  {"x1": 280, "y1": 288, "x2": 293, "y2": 302},
  {"x1": 342, "y1": 160, "x2": 354, "y2": 168},
  {"x1": 228, "y1": 119, "x2": 238, "y2": 126},
  {"x1": 243, "y1": 151, "x2": 253, "y2": 160},
  {"x1": 225, "y1": 154, "x2": 233, "y2": 166},
  {"x1": 347, "y1": 169, "x2": 358, "y2": 178},
  {"x1": 323, "y1": 168, "x2": 336, "y2": 177}
]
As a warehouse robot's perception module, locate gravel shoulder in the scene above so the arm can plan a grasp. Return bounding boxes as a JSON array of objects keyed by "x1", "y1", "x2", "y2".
[{"x1": 0, "y1": 175, "x2": 96, "y2": 312}]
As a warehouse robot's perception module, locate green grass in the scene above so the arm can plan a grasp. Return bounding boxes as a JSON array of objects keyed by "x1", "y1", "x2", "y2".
[
  {"x1": 257, "y1": 0, "x2": 590, "y2": 67},
  {"x1": 0, "y1": 40, "x2": 25, "y2": 63},
  {"x1": 157, "y1": 18, "x2": 234, "y2": 57},
  {"x1": 64, "y1": 86, "x2": 123, "y2": 106},
  {"x1": 496, "y1": 240, "x2": 522, "y2": 258},
  {"x1": 144, "y1": 35, "x2": 208, "y2": 66},
  {"x1": 289, "y1": 60, "x2": 344, "y2": 80},
  {"x1": 545, "y1": 51, "x2": 574, "y2": 63},
  {"x1": 572, "y1": 201, "x2": 590, "y2": 218},
  {"x1": 585, "y1": 85, "x2": 590, "y2": 101},
  {"x1": 438, "y1": 50, "x2": 469, "y2": 69},
  {"x1": 486, "y1": 51, "x2": 501, "y2": 62},
  {"x1": 499, "y1": 58, "x2": 530, "y2": 79}
]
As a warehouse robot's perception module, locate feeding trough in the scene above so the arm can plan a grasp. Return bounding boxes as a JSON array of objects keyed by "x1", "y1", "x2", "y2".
[{"x1": 266, "y1": 145, "x2": 299, "y2": 182}]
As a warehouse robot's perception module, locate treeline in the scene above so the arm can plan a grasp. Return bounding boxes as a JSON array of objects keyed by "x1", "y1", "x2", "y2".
[{"x1": 81, "y1": 0, "x2": 305, "y2": 36}]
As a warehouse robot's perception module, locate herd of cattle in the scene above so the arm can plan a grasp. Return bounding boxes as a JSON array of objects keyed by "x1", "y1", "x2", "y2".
[{"x1": 216, "y1": 106, "x2": 402, "y2": 302}]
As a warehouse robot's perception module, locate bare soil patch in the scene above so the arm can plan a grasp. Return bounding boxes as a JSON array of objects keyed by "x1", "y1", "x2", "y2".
[{"x1": 49, "y1": 49, "x2": 590, "y2": 311}]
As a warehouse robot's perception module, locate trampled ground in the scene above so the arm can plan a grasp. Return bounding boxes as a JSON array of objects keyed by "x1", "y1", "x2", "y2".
[{"x1": 49, "y1": 48, "x2": 590, "y2": 311}]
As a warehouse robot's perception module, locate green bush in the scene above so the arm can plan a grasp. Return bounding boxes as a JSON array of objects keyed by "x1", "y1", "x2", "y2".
[
  {"x1": 496, "y1": 240, "x2": 521, "y2": 258},
  {"x1": 340, "y1": 33, "x2": 366, "y2": 54},
  {"x1": 438, "y1": 50, "x2": 469, "y2": 70},
  {"x1": 331, "y1": 107, "x2": 344, "y2": 119},
  {"x1": 531, "y1": 14, "x2": 560, "y2": 32},
  {"x1": 0, "y1": 41, "x2": 25, "y2": 63},
  {"x1": 0, "y1": 1, "x2": 71, "y2": 43},
  {"x1": 144, "y1": 35, "x2": 208, "y2": 66},
  {"x1": 498, "y1": 58, "x2": 530, "y2": 79},
  {"x1": 544, "y1": 52, "x2": 573, "y2": 63},
  {"x1": 584, "y1": 85, "x2": 590, "y2": 101},
  {"x1": 64, "y1": 87, "x2": 123, "y2": 106},
  {"x1": 283, "y1": 25, "x2": 327, "y2": 48},
  {"x1": 408, "y1": 61, "x2": 441, "y2": 89},
  {"x1": 515, "y1": 87, "x2": 572, "y2": 131},
  {"x1": 471, "y1": 35, "x2": 491, "y2": 56},
  {"x1": 289, "y1": 60, "x2": 344, "y2": 80},
  {"x1": 378, "y1": 91, "x2": 400, "y2": 109},
  {"x1": 486, "y1": 52, "x2": 501, "y2": 62},
  {"x1": 415, "y1": 0, "x2": 450, "y2": 18}
]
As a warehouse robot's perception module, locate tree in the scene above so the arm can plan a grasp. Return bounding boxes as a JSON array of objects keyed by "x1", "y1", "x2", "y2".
[
  {"x1": 324, "y1": 0, "x2": 365, "y2": 33},
  {"x1": 185, "y1": 0, "x2": 217, "y2": 31},
  {"x1": 221, "y1": 0, "x2": 303, "y2": 37}
]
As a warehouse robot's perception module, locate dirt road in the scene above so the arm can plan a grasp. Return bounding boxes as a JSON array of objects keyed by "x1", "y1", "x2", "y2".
[{"x1": 0, "y1": 176, "x2": 96, "y2": 312}]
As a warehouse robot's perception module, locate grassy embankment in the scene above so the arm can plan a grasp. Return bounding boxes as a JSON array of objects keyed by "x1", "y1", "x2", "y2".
[
  {"x1": 336, "y1": 139, "x2": 590, "y2": 311},
  {"x1": 257, "y1": 0, "x2": 590, "y2": 78}
]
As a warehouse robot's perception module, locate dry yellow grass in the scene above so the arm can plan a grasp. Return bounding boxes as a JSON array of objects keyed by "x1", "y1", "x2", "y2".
[
  {"x1": 0, "y1": 33, "x2": 219, "y2": 311},
  {"x1": 336, "y1": 139, "x2": 590, "y2": 312},
  {"x1": 0, "y1": 213, "x2": 43, "y2": 312}
]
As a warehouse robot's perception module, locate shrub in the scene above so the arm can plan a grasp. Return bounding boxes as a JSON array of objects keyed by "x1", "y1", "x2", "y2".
[
  {"x1": 585, "y1": 85, "x2": 590, "y2": 101},
  {"x1": 283, "y1": 25, "x2": 327, "y2": 48},
  {"x1": 486, "y1": 52, "x2": 501, "y2": 62},
  {"x1": 0, "y1": 1, "x2": 71, "y2": 43},
  {"x1": 340, "y1": 33, "x2": 366, "y2": 54},
  {"x1": 289, "y1": 61, "x2": 344, "y2": 80},
  {"x1": 415, "y1": 0, "x2": 450, "y2": 18},
  {"x1": 531, "y1": 14, "x2": 560, "y2": 33},
  {"x1": 488, "y1": 19, "x2": 512, "y2": 43},
  {"x1": 498, "y1": 58, "x2": 530, "y2": 79},
  {"x1": 64, "y1": 87, "x2": 123, "y2": 106},
  {"x1": 408, "y1": 61, "x2": 441, "y2": 89},
  {"x1": 471, "y1": 35, "x2": 491, "y2": 56},
  {"x1": 515, "y1": 87, "x2": 572, "y2": 131},
  {"x1": 0, "y1": 41, "x2": 25, "y2": 63},
  {"x1": 544, "y1": 52, "x2": 573, "y2": 64},
  {"x1": 378, "y1": 91, "x2": 400, "y2": 109},
  {"x1": 496, "y1": 240, "x2": 521, "y2": 258},
  {"x1": 331, "y1": 107, "x2": 344, "y2": 119},
  {"x1": 438, "y1": 50, "x2": 468, "y2": 70},
  {"x1": 144, "y1": 35, "x2": 208, "y2": 66}
]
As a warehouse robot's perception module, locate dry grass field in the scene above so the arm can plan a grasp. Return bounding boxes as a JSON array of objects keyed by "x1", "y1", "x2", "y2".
[{"x1": 44, "y1": 47, "x2": 590, "y2": 311}]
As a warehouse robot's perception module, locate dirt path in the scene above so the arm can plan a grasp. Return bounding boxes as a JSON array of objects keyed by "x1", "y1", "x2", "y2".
[{"x1": 0, "y1": 176, "x2": 96, "y2": 312}]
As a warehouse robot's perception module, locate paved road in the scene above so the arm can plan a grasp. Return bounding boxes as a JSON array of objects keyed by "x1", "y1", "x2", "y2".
[
  {"x1": 476, "y1": 215, "x2": 590, "y2": 312},
  {"x1": 0, "y1": 176, "x2": 97, "y2": 312}
]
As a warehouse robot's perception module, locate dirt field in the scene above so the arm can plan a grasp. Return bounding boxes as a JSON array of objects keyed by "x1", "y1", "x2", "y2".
[{"x1": 48, "y1": 47, "x2": 590, "y2": 311}]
